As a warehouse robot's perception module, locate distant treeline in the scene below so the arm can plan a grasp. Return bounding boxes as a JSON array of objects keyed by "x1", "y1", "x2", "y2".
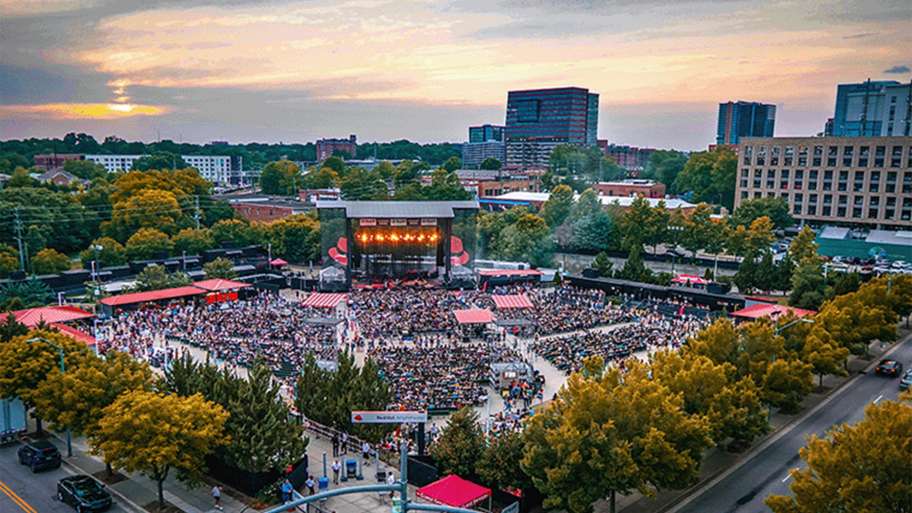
[{"x1": 0, "y1": 133, "x2": 463, "y2": 171}]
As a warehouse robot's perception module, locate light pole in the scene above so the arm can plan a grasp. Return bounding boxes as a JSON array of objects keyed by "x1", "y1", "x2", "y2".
[
  {"x1": 774, "y1": 317, "x2": 814, "y2": 336},
  {"x1": 26, "y1": 337, "x2": 73, "y2": 457}
]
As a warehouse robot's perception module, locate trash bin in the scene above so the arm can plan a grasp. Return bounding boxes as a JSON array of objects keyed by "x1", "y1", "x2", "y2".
[
  {"x1": 345, "y1": 458, "x2": 358, "y2": 479},
  {"x1": 319, "y1": 476, "x2": 329, "y2": 491}
]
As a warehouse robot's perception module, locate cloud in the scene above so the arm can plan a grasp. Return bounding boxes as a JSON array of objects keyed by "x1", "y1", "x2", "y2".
[
  {"x1": 0, "y1": 103, "x2": 169, "y2": 120},
  {"x1": 843, "y1": 32, "x2": 876, "y2": 39},
  {"x1": 884, "y1": 65, "x2": 911, "y2": 74}
]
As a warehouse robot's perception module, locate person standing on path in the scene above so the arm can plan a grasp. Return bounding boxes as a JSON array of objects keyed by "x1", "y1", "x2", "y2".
[
  {"x1": 332, "y1": 459, "x2": 341, "y2": 485},
  {"x1": 332, "y1": 433, "x2": 340, "y2": 457},
  {"x1": 211, "y1": 485, "x2": 223, "y2": 511}
]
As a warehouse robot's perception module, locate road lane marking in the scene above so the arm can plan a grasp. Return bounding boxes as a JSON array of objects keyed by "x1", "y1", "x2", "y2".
[
  {"x1": 873, "y1": 394, "x2": 884, "y2": 404},
  {"x1": 781, "y1": 473, "x2": 792, "y2": 483},
  {"x1": 0, "y1": 480, "x2": 37, "y2": 513}
]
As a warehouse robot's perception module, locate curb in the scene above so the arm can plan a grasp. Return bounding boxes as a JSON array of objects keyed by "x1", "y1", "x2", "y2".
[
  {"x1": 659, "y1": 333, "x2": 910, "y2": 513},
  {"x1": 59, "y1": 457, "x2": 150, "y2": 513}
]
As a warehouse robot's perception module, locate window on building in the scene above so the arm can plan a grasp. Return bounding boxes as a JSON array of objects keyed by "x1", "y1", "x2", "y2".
[
  {"x1": 853, "y1": 171, "x2": 865, "y2": 192},
  {"x1": 784, "y1": 146, "x2": 794, "y2": 166},
  {"x1": 771, "y1": 146, "x2": 780, "y2": 166},
  {"x1": 891, "y1": 146, "x2": 902, "y2": 168},
  {"x1": 743, "y1": 146, "x2": 753, "y2": 165},
  {"x1": 853, "y1": 207, "x2": 863, "y2": 218},
  {"x1": 887, "y1": 171, "x2": 898, "y2": 193},
  {"x1": 756, "y1": 146, "x2": 766, "y2": 166},
  {"x1": 822, "y1": 170, "x2": 833, "y2": 191},
  {"x1": 827, "y1": 146, "x2": 838, "y2": 167},
  {"x1": 859, "y1": 146, "x2": 870, "y2": 167},
  {"x1": 903, "y1": 172, "x2": 912, "y2": 194},
  {"x1": 823, "y1": 194, "x2": 832, "y2": 205},
  {"x1": 837, "y1": 206, "x2": 847, "y2": 217},
  {"x1": 822, "y1": 205, "x2": 832, "y2": 217},
  {"x1": 798, "y1": 146, "x2": 808, "y2": 166},
  {"x1": 875, "y1": 146, "x2": 885, "y2": 167},
  {"x1": 870, "y1": 170, "x2": 880, "y2": 192},
  {"x1": 842, "y1": 146, "x2": 854, "y2": 167}
]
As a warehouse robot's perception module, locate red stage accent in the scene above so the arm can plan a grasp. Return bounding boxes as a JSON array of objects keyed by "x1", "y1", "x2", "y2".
[
  {"x1": 492, "y1": 294, "x2": 534, "y2": 309},
  {"x1": 100, "y1": 286, "x2": 207, "y2": 307},
  {"x1": 51, "y1": 323, "x2": 96, "y2": 346},
  {"x1": 478, "y1": 269, "x2": 542, "y2": 277},
  {"x1": 730, "y1": 303, "x2": 815, "y2": 320},
  {"x1": 11, "y1": 305, "x2": 94, "y2": 327},
  {"x1": 192, "y1": 279, "x2": 251, "y2": 292}
]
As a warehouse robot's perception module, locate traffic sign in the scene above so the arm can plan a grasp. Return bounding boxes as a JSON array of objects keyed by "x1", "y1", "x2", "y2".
[{"x1": 351, "y1": 410, "x2": 428, "y2": 424}]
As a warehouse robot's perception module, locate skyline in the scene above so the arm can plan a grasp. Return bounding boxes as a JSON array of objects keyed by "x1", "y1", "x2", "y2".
[{"x1": 1, "y1": 0, "x2": 910, "y2": 150}]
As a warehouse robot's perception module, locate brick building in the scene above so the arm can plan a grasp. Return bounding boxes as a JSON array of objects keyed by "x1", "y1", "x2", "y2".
[
  {"x1": 594, "y1": 179, "x2": 665, "y2": 198},
  {"x1": 33, "y1": 154, "x2": 84, "y2": 170},
  {"x1": 597, "y1": 143, "x2": 656, "y2": 172},
  {"x1": 316, "y1": 135, "x2": 357, "y2": 161}
]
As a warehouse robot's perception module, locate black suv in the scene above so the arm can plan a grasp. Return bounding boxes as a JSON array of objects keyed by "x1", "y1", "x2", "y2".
[
  {"x1": 17, "y1": 439, "x2": 62, "y2": 472},
  {"x1": 875, "y1": 359, "x2": 904, "y2": 377},
  {"x1": 57, "y1": 475, "x2": 113, "y2": 512}
]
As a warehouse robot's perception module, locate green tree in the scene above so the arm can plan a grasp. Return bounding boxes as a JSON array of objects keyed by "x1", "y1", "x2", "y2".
[
  {"x1": 0, "y1": 244, "x2": 19, "y2": 277},
  {"x1": 109, "y1": 188, "x2": 183, "y2": 238},
  {"x1": 801, "y1": 332, "x2": 849, "y2": 388},
  {"x1": 259, "y1": 160, "x2": 301, "y2": 195},
  {"x1": 0, "y1": 278, "x2": 53, "y2": 310},
  {"x1": 761, "y1": 358, "x2": 814, "y2": 413},
  {"x1": 476, "y1": 431, "x2": 531, "y2": 492},
  {"x1": 322, "y1": 156, "x2": 346, "y2": 173},
  {"x1": 522, "y1": 359, "x2": 711, "y2": 513},
  {"x1": 211, "y1": 219, "x2": 252, "y2": 247},
  {"x1": 33, "y1": 350, "x2": 154, "y2": 437},
  {"x1": 423, "y1": 169, "x2": 471, "y2": 200},
  {"x1": 203, "y1": 257, "x2": 236, "y2": 279},
  {"x1": 91, "y1": 391, "x2": 229, "y2": 507},
  {"x1": 675, "y1": 148, "x2": 737, "y2": 209},
  {"x1": 788, "y1": 226, "x2": 819, "y2": 264},
  {"x1": 31, "y1": 248, "x2": 70, "y2": 274},
  {"x1": 730, "y1": 197, "x2": 793, "y2": 230},
  {"x1": 6, "y1": 167, "x2": 39, "y2": 188},
  {"x1": 339, "y1": 167, "x2": 388, "y2": 200},
  {"x1": 0, "y1": 313, "x2": 28, "y2": 342},
  {"x1": 542, "y1": 184, "x2": 575, "y2": 228},
  {"x1": 172, "y1": 228, "x2": 215, "y2": 255},
  {"x1": 132, "y1": 264, "x2": 190, "y2": 291},
  {"x1": 680, "y1": 203, "x2": 715, "y2": 260},
  {"x1": 125, "y1": 228, "x2": 173, "y2": 260},
  {"x1": 790, "y1": 260, "x2": 829, "y2": 309},
  {"x1": 80, "y1": 237, "x2": 126, "y2": 268},
  {"x1": 500, "y1": 213, "x2": 553, "y2": 267},
  {"x1": 131, "y1": 152, "x2": 187, "y2": 171},
  {"x1": 442, "y1": 156, "x2": 462, "y2": 172},
  {"x1": 572, "y1": 211, "x2": 616, "y2": 252},
  {"x1": 479, "y1": 158, "x2": 502, "y2": 170},
  {"x1": 766, "y1": 397, "x2": 912, "y2": 513},
  {"x1": 431, "y1": 407, "x2": 485, "y2": 478},
  {"x1": 301, "y1": 167, "x2": 339, "y2": 189},
  {"x1": 592, "y1": 252, "x2": 614, "y2": 277},
  {"x1": 267, "y1": 214, "x2": 320, "y2": 263},
  {"x1": 642, "y1": 150, "x2": 687, "y2": 193}
]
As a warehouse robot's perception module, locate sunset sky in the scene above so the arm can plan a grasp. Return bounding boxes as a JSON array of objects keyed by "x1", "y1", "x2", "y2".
[{"x1": 1, "y1": 0, "x2": 910, "y2": 149}]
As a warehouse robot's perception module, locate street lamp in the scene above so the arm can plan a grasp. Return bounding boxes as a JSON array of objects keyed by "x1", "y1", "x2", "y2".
[
  {"x1": 25, "y1": 336, "x2": 73, "y2": 458},
  {"x1": 774, "y1": 317, "x2": 814, "y2": 335}
]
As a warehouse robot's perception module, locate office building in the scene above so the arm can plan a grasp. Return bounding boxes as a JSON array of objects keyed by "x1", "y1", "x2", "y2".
[
  {"x1": 316, "y1": 135, "x2": 357, "y2": 161},
  {"x1": 597, "y1": 142, "x2": 657, "y2": 172},
  {"x1": 84, "y1": 154, "x2": 236, "y2": 184},
  {"x1": 828, "y1": 80, "x2": 912, "y2": 137},
  {"x1": 504, "y1": 87, "x2": 599, "y2": 170},
  {"x1": 735, "y1": 136, "x2": 912, "y2": 229},
  {"x1": 469, "y1": 124, "x2": 504, "y2": 143},
  {"x1": 33, "y1": 153, "x2": 84, "y2": 170},
  {"x1": 717, "y1": 101, "x2": 776, "y2": 145}
]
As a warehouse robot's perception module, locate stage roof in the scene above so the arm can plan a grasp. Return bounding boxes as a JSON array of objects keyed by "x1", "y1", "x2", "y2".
[
  {"x1": 730, "y1": 303, "x2": 815, "y2": 320},
  {"x1": 11, "y1": 305, "x2": 94, "y2": 327},
  {"x1": 454, "y1": 308, "x2": 495, "y2": 324},
  {"x1": 192, "y1": 279, "x2": 252, "y2": 292},
  {"x1": 302, "y1": 292, "x2": 348, "y2": 308},
  {"x1": 315, "y1": 200, "x2": 479, "y2": 219},
  {"x1": 478, "y1": 269, "x2": 543, "y2": 277},
  {"x1": 100, "y1": 286, "x2": 207, "y2": 306},
  {"x1": 416, "y1": 475, "x2": 492, "y2": 509},
  {"x1": 492, "y1": 294, "x2": 534, "y2": 309}
]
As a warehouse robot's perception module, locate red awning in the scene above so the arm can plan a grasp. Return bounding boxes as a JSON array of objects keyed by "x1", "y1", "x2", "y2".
[
  {"x1": 11, "y1": 305, "x2": 94, "y2": 327},
  {"x1": 100, "y1": 286, "x2": 207, "y2": 307},
  {"x1": 302, "y1": 292, "x2": 348, "y2": 308},
  {"x1": 492, "y1": 294, "x2": 534, "y2": 309},
  {"x1": 417, "y1": 475, "x2": 492, "y2": 509},
  {"x1": 478, "y1": 269, "x2": 542, "y2": 277},
  {"x1": 730, "y1": 303, "x2": 816, "y2": 320},
  {"x1": 270, "y1": 258, "x2": 288, "y2": 266},
  {"x1": 453, "y1": 308, "x2": 494, "y2": 324},
  {"x1": 192, "y1": 279, "x2": 252, "y2": 292},
  {"x1": 51, "y1": 323, "x2": 96, "y2": 346}
]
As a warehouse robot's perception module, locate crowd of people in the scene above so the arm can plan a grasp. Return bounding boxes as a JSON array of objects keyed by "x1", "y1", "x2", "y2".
[
  {"x1": 489, "y1": 286, "x2": 630, "y2": 335},
  {"x1": 368, "y1": 336, "x2": 527, "y2": 411},
  {"x1": 100, "y1": 291, "x2": 340, "y2": 373},
  {"x1": 531, "y1": 307, "x2": 712, "y2": 373}
]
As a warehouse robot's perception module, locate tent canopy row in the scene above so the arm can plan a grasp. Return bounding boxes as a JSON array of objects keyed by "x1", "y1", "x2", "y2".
[
  {"x1": 492, "y1": 293, "x2": 534, "y2": 309},
  {"x1": 302, "y1": 292, "x2": 348, "y2": 308}
]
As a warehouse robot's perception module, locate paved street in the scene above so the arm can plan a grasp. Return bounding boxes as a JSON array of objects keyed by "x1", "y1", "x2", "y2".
[
  {"x1": 672, "y1": 336, "x2": 912, "y2": 513},
  {"x1": 0, "y1": 442, "x2": 128, "y2": 513}
]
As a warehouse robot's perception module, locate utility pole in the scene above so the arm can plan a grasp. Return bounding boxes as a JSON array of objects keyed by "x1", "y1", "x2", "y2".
[
  {"x1": 193, "y1": 195, "x2": 201, "y2": 228},
  {"x1": 13, "y1": 207, "x2": 25, "y2": 271}
]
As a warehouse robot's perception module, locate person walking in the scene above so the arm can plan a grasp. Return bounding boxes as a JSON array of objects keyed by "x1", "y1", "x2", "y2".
[
  {"x1": 362, "y1": 440, "x2": 371, "y2": 462},
  {"x1": 281, "y1": 479, "x2": 294, "y2": 503},
  {"x1": 340, "y1": 432, "x2": 348, "y2": 454},
  {"x1": 332, "y1": 433, "x2": 340, "y2": 457},
  {"x1": 332, "y1": 459, "x2": 341, "y2": 485},
  {"x1": 305, "y1": 475, "x2": 316, "y2": 495},
  {"x1": 211, "y1": 485, "x2": 223, "y2": 511}
]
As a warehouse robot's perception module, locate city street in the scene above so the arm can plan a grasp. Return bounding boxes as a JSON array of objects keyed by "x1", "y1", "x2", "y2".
[
  {"x1": 0, "y1": 442, "x2": 128, "y2": 513},
  {"x1": 672, "y1": 336, "x2": 912, "y2": 513}
]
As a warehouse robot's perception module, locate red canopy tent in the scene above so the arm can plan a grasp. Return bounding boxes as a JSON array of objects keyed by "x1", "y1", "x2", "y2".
[
  {"x1": 672, "y1": 274, "x2": 708, "y2": 286},
  {"x1": 100, "y1": 286, "x2": 207, "y2": 307},
  {"x1": 270, "y1": 258, "x2": 288, "y2": 267},
  {"x1": 302, "y1": 292, "x2": 348, "y2": 308},
  {"x1": 417, "y1": 475, "x2": 492, "y2": 510},
  {"x1": 52, "y1": 323, "x2": 96, "y2": 346},
  {"x1": 453, "y1": 308, "x2": 495, "y2": 324},
  {"x1": 11, "y1": 305, "x2": 94, "y2": 327},
  {"x1": 492, "y1": 294, "x2": 534, "y2": 309},
  {"x1": 730, "y1": 303, "x2": 816, "y2": 321}
]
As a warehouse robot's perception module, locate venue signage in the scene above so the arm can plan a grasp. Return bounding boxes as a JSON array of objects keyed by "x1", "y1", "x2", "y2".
[
  {"x1": 359, "y1": 218, "x2": 377, "y2": 227},
  {"x1": 420, "y1": 218, "x2": 437, "y2": 226},
  {"x1": 351, "y1": 410, "x2": 428, "y2": 424},
  {"x1": 391, "y1": 218, "x2": 407, "y2": 226}
]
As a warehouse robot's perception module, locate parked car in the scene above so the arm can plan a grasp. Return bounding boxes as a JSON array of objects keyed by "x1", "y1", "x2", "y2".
[
  {"x1": 875, "y1": 359, "x2": 904, "y2": 377},
  {"x1": 900, "y1": 369, "x2": 912, "y2": 390},
  {"x1": 57, "y1": 475, "x2": 113, "y2": 512},
  {"x1": 17, "y1": 439, "x2": 62, "y2": 472}
]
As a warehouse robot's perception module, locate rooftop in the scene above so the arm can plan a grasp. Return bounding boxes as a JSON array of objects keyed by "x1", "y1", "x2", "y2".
[{"x1": 316, "y1": 200, "x2": 479, "y2": 218}]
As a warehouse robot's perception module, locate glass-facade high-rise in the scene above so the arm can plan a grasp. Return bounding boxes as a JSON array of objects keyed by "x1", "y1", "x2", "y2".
[
  {"x1": 716, "y1": 101, "x2": 776, "y2": 145},
  {"x1": 504, "y1": 86, "x2": 599, "y2": 169},
  {"x1": 468, "y1": 124, "x2": 504, "y2": 143},
  {"x1": 829, "y1": 80, "x2": 912, "y2": 137}
]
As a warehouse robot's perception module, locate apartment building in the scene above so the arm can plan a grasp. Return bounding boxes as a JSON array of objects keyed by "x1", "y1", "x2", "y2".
[
  {"x1": 735, "y1": 136, "x2": 912, "y2": 229},
  {"x1": 84, "y1": 154, "x2": 235, "y2": 184}
]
